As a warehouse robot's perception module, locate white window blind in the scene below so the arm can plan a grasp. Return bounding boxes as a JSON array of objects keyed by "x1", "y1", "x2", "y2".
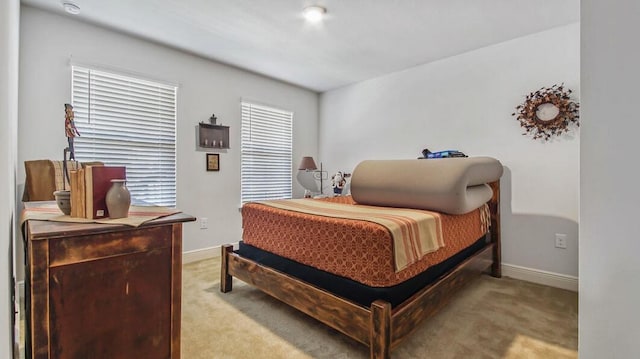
[
  {"x1": 71, "y1": 66, "x2": 177, "y2": 207},
  {"x1": 241, "y1": 102, "x2": 293, "y2": 203}
]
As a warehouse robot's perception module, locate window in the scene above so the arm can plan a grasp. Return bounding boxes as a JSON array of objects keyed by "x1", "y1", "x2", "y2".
[
  {"x1": 71, "y1": 66, "x2": 177, "y2": 207},
  {"x1": 241, "y1": 101, "x2": 293, "y2": 203}
]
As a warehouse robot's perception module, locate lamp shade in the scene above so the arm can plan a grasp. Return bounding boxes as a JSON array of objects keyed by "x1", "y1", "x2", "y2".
[{"x1": 298, "y1": 156, "x2": 318, "y2": 170}]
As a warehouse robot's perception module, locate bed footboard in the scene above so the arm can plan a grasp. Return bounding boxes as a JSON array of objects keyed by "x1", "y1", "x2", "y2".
[{"x1": 220, "y1": 242, "x2": 494, "y2": 359}]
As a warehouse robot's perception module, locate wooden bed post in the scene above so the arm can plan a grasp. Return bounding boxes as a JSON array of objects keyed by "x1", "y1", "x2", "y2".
[
  {"x1": 221, "y1": 244, "x2": 233, "y2": 292},
  {"x1": 488, "y1": 180, "x2": 501, "y2": 278},
  {"x1": 370, "y1": 300, "x2": 391, "y2": 359}
]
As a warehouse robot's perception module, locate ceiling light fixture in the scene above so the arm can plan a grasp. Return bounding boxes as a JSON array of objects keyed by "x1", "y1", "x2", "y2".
[
  {"x1": 303, "y1": 5, "x2": 326, "y2": 23},
  {"x1": 62, "y1": 1, "x2": 81, "y2": 15}
]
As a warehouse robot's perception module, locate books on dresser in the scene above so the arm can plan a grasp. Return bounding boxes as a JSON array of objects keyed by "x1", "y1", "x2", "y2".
[
  {"x1": 70, "y1": 165, "x2": 127, "y2": 219},
  {"x1": 85, "y1": 165, "x2": 127, "y2": 219},
  {"x1": 70, "y1": 168, "x2": 85, "y2": 218}
]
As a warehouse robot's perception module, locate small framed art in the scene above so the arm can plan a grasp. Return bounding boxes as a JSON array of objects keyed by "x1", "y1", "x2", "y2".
[{"x1": 206, "y1": 153, "x2": 219, "y2": 171}]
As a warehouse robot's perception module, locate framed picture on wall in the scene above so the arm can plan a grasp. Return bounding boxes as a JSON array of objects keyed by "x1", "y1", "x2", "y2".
[{"x1": 206, "y1": 153, "x2": 219, "y2": 171}]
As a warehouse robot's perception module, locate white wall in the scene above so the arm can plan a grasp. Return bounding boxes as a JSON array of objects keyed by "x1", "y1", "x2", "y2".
[
  {"x1": 580, "y1": 1, "x2": 640, "y2": 357},
  {"x1": 18, "y1": 6, "x2": 319, "y2": 252},
  {"x1": 1, "y1": 0, "x2": 19, "y2": 356},
  {"x1": 320, "y1": 24, "x2": 580, "y2": 277}
]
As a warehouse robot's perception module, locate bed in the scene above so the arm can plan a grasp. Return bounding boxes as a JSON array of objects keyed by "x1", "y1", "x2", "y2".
[{"x1": 221, "y1": 160, "x2": 501, "y2": 359}]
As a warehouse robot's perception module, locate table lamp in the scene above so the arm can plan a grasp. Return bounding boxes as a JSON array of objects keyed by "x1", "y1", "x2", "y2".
[{"x1": 298, "y1": 156, "x2": 326, "y2": 194}]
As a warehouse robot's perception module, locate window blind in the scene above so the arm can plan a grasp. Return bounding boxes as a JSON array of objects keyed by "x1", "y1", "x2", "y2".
[
  {"x1": 71, "y1": 66, "x2": 177, "y2": 207},
  {"x1": 241, "y1": 102, "x2": 293, "y2": 203}
]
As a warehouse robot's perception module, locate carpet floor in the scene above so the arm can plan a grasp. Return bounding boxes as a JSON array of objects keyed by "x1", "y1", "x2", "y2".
[{"x1": 181, "y1": 257, "x2": 578, "y2": 359}]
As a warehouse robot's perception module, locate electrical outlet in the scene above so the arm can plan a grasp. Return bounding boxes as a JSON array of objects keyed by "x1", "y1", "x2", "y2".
[
  {"x1": 200, "y1": 217, "x2": 208, "y2": 229},
  {"x1": 555, "y1": 233, "x2": 567, "y2": 249}
]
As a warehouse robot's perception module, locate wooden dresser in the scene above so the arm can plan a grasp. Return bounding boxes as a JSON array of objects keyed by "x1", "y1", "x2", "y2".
[{"x1": 23, "y1": 207, "x2": 195, "y2": 359}]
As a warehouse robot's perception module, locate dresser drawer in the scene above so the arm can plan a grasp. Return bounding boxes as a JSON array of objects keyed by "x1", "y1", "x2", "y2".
[{"x1": 48, "y1": 225, "x2": 172, "y2": 267}]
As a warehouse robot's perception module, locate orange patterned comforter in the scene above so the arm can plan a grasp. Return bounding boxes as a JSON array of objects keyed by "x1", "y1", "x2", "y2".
[
  {"x1": 242, "y1": 196, "x2": 489, "y2": 287},
  {"x1": 255, "y1": 198, "x2": 444, "y2": 271}
]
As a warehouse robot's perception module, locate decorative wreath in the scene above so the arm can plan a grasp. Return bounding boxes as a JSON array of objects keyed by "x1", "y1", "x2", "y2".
[{"x1": 512, "y1": 84, "x2": 579, "y2": 141}]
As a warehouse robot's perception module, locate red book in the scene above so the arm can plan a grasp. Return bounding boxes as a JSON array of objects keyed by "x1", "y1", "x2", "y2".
[{"x1": 84, "y1": 166, "x2": 127, "y2": 219}]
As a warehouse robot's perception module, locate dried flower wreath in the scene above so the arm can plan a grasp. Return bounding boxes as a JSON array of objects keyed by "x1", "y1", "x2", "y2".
[{"x1": 512, "y1": 84, "x2": 580, "y2": 141}]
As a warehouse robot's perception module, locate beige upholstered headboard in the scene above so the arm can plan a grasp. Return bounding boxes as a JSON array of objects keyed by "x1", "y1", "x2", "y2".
[{"x1": 350, "y1": 157, "x2": 503, "y2": 214}]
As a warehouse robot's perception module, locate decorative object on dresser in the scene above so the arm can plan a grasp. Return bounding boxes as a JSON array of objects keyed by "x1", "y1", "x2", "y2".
[
  {"x1": 512, "y1": 83, "x2": 580, "y2": 141},
  {"x1": 52, "y1": 190, "x2": 71, "y2": 215},
  {"x1": 22, "y1": 202, "x2": 195, "y2": 359},
  {"x1": 105, "y1": 179, "x2": 131, "y2": 219},
  {"x1": 206, "y1": 153, "x2": 220, "y2": 171},
  {"x1": 54, "y1": 103, "x2": 82, "y2": 214},
  {"x1": 62, "y1": 103, "x2": 80, "y2": 184}
]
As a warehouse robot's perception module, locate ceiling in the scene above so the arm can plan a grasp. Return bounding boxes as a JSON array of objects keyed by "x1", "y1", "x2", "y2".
[{"x1": 22, "y1": 0, "x2": 579, "y2": 92}]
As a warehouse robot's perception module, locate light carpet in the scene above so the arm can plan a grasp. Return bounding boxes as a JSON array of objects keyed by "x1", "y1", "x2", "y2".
[{"x1": 181, "y1": 257, "x2": 577, "y2": 359}]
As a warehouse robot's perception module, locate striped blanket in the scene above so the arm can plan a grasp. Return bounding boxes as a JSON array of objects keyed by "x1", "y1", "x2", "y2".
[{"x1": 255, "y1": 199, "x2": 444, "y2": 271}]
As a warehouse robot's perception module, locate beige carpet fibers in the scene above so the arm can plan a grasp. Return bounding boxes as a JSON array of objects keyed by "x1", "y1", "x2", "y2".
[{"x1": 181, "y1": 257, "x2": 577, "y2": 359}]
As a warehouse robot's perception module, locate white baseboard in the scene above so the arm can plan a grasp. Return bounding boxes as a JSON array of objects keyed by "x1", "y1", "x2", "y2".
[
  {"x1": 502, "y1": 263, "x2": 578, "y2": 292},
  {"x1": 182, "y1": 242, "x2": 239, "y2": 264}
]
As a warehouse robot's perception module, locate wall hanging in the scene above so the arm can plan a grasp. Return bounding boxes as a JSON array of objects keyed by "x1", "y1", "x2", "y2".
[
  {"x1": 206, "y1": 153, "x2": 220, "y2": 171},
  {"x1": 512, "y1": 84, "x2": 579, "y2": 141},
  {"x1": 197, "y1": 113, "x2": 230, "y2": 150}
]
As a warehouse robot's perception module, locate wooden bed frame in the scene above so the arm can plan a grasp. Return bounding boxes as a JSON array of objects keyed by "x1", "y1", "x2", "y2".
[{"x1": 220, "y1": 181, "x2": 501, "y2": 359}]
